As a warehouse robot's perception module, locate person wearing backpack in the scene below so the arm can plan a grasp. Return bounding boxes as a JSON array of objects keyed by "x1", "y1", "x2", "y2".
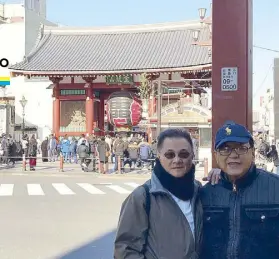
[{"x1": 114, "y1": 129, "x2": 204, "y2": 259}]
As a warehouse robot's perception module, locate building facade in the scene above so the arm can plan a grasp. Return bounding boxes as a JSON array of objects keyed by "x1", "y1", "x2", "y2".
[
  {"x1": 253, "y1": 89, "x2": 275, "y2": 144},
  {"x1": 274, "y1": 58, "x2": 279, "y2": 142},
  {"x1": 0, "y1": 1, "x2": 56, "y2": 140},
  {"x1": 10, "y1": 21, "x2": 212, "y2": 137}
]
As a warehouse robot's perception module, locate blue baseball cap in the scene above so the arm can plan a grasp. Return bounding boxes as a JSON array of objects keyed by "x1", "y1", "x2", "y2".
[{"x1": 215, "y1": 122, "x2": 253, "y2": 149}]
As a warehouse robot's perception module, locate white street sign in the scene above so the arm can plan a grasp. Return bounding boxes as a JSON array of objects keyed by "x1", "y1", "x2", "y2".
[{"x1": 221, "y1": 67, "x2": 238, "y2": 91}]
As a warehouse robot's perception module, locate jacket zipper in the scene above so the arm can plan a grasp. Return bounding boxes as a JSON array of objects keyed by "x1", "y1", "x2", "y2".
[{"x1": 228, "y1": 183, "x2": 238, "y2": 259}]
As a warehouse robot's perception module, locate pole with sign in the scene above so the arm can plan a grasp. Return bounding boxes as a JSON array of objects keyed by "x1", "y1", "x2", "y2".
[{"x1": 212, "y1": 0, "x2": 253, "y2": 168}]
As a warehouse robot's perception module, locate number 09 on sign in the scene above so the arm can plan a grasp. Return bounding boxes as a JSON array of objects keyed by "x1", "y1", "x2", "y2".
[{"x1": 221, "y1": 67, "x2": 238, "y2": 91}]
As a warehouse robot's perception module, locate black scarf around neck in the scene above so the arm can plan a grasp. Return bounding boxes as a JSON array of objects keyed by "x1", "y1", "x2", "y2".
[{"x1": 154, "y1": 158, "x2": 195, "y2": 201}]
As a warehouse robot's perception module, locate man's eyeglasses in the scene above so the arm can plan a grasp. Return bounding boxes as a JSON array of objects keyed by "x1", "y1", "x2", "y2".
[
  {"x1": 164, "y1": 150, "x2": 191, "y2": 159},
  {"x1": 217, "y1": 146, "x2": 251, "y2": 156}
]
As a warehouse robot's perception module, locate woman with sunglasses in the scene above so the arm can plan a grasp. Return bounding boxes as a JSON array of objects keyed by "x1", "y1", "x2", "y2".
[{"x1": 114, "y1": 128, "x2": 211, "y2": 259}]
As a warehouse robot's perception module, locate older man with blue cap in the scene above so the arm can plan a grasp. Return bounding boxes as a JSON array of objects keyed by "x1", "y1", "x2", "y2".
[{"x1": 200, "y1": 121, "x2": 279, "y2": 259}]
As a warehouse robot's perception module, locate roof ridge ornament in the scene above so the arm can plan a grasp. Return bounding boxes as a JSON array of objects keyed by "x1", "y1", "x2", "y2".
[{"x1": 39, "y1": 23, "x2": 44, "y2": 40}]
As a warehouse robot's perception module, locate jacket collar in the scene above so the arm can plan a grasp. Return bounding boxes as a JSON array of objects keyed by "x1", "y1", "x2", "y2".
[
  {"x1": 149, "y1": 172, "x2": 200, "y2": 203},
  {"x1": 220, "y1": 163, "x2": 258, "y2": 191},
  {"x1": 150, "y1": 172, "x2": 167, "y2": 194}
]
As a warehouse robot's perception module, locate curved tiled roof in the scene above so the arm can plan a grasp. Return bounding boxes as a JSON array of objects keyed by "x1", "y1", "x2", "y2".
[{"x1": 10, "y1": 20, "x2": 212, "y2": 75}]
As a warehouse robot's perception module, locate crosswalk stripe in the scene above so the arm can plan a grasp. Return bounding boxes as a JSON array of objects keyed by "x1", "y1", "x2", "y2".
[
  {"x1": 77, "y1": 183, "x2": 105, "y2": 194},
  {"x1": 124, "y1": 182, "x2": 140, "y2": 188},
  {"x1": 107, "y1": 185, "x2": 131, "y2": 194},
  {"x1": 52, "y1": 183, "x2": 75, "y2": 195},
  {"x1": 0, "y1": 183, "x2": 142, "y2": 197},
  {"x1": 27, "y1": 184, "x2": 45, "y2": 196},
  {"x1": 0, "y1": 184, "x2": 13, "y2": 196}
]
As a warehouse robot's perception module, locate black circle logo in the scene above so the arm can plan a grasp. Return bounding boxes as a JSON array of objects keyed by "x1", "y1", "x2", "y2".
[{"x1": 0, "y1": 58, "x2": 9, "y2": 68}]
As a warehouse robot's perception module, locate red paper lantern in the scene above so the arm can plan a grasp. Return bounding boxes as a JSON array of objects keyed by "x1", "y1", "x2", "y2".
[{"x1": 106, "y1": 91, "x2": 142, "y2": 127}]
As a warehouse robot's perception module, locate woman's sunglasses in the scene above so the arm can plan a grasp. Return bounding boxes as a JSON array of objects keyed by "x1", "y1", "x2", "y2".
[{"x1": 164, "y1": 150, "x2": 191, "y2": 159}]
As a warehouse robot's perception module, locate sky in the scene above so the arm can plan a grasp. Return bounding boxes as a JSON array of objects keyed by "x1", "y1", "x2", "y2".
[{"x1": 21, "y1": 0, "x2": 279, "y2": 108}]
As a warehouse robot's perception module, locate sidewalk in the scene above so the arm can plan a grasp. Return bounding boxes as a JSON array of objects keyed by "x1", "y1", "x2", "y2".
[{"x1": 0, "y1": 159, "x2": 206, "y2": 181}]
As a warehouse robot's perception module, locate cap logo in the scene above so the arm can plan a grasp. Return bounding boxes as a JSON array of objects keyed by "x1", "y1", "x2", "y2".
[{"x1": 225, "y1": 127, "x2": 232, "y2": 135}]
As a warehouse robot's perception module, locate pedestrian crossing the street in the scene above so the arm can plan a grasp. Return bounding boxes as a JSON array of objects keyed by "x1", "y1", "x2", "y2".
[{"x1": 0, "y1": 182, "x2": 142, "y2": 197}]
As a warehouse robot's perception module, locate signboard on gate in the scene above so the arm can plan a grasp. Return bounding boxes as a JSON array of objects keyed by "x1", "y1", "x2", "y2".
[{"x1": 221, "y1": 67, "x2": 238, "y2": 91}]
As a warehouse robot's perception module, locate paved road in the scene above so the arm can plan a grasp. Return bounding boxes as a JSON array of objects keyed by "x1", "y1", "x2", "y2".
[
  {"x1": 0, "y1": 173, "x2": 147, "y2": 259},
  {"x1": 0, "y1": 160, "x2": 206, "y2": 259}
]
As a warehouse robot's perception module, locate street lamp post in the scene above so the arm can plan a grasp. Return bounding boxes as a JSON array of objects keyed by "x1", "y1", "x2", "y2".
[
  {"x1": 191, "y1": 4, "x2": 212, "y2": 51},
  {"x1": 19, "y1": 96, "x2": 27, "y2": 137}
]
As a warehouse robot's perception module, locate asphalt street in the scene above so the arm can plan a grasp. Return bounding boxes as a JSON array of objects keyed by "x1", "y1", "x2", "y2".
[
  {"x1": 0, "y1": 171, "x2": 148, "y2": 259},
  {"x1": 0, "y1": 161, "x2": 206, "y2": 259}
]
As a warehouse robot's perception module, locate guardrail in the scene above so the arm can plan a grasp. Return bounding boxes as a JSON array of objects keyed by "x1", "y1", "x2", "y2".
[{"x1": 0, "y1": 155, "x2": 99, "y2": 172}]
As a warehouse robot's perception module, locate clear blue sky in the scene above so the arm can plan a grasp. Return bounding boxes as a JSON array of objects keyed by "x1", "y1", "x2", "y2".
[{"x1": 45, "y1": 0, "x2": 279, "y2": 108}]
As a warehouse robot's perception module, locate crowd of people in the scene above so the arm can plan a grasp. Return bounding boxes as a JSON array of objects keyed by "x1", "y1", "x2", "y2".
[
  {"x1": 0, "y1": 133, "x2": 38, "y2": 170},
  {"x1": 0, "y1": 132, "x2": 159, "y2": 173},
  {"x1": 2, "y1": 130, "x2": 279, "y2": 176}
]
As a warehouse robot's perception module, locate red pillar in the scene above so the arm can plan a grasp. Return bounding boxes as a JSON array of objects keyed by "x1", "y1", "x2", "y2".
[
  {"x1": 53, "y1": 87, "x2": 60, "y2": 137},
  {"x1": 212, "y1": 0, "x2": 253, "y2": 166},
  {"x1": 86, "y1": 87, "x2": 94, "y2": 135},
  {"x1": 99, "y1": 95, "x2": 105, "y2": 135}
]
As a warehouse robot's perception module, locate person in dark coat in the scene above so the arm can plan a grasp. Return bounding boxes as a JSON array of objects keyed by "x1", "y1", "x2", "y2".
[
  {"x1": 14, "y1": 141, "x2": 23, "y2": 162},
  {"x1": 77, "y1": 140, "x2": 90, "y2": 171},
  {"x1": 114, "y1": 129, "x2": 203, "y2": 259},
  {"x1": 7, "y1": 138, "x2": 16, "y2": 166},
  {"x1": 127, "y1": 141, "x2": 139, "y2": 169},
  {"x1": 200, "y1": 122, "x2": 279, "y2": 259},
  {"x1": 97, "y1": 137, "x2": 110, "y2": 174},
  {"x1": 41, "y1": 137, "x2": 49, "y2": 162},
  {"x1": 28, "y1": 135, "x2": 37, "y2": 171},
  {"x1": 113, "y1": 136, "x2": 126, "y2": 173}
]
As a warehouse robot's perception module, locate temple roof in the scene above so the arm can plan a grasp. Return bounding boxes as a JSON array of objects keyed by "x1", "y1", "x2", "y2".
[{"x1": 10, "y1": 20, "x2": 212, "y2": 75}]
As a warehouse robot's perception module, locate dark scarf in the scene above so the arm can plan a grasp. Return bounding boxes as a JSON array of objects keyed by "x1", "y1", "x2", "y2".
[{"x1": 154, "y1": 158, "x2": 195, "y2": 201}]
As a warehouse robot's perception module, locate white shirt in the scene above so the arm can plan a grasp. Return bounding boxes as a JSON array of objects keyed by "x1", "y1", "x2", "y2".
[
  {"x1": 169, "y1": 193, "x2": 195, "y2": 239},
  {"x1": 21, "y1": 139, "x2": 28, "y2": 149}
]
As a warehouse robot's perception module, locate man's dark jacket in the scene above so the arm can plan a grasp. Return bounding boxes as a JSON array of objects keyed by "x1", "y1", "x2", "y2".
[{"x1": 200, "y1": 164, "x2": 279, "y2": 259}]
